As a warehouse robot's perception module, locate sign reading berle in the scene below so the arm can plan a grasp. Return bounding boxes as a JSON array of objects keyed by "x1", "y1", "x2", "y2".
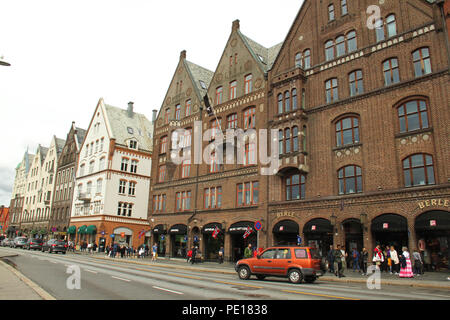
[{"x1": 417, "y1": 199, "x2": 449, "y2": 210}]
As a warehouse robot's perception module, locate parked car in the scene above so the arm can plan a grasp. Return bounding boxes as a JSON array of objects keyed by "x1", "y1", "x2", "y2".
[
  {"x1": 1, "y1": 238, "x2": 11, "y2": 247},
  {"x1": 25, "y1": 238, "x2": 43, "y2": 250},
  {"x1": 12, "y1": 236, "x2": 28, "y2": 248},
  {"x1": 42, "y1": 239, "x2": 67, "y2": 254},
  {"x1": 235, "y1": 246, "x2": 325, "y2": 284}
]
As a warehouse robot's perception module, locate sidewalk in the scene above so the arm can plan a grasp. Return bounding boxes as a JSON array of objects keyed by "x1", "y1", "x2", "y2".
[
  {"x1": 0, "y1": 253, "x2": 55, "y2": 300},
  {"x1": 74, "y1": 251, "x2": 450, "y2": 290}
]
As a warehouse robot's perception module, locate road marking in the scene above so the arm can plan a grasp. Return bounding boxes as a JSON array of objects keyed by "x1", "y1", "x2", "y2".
[
  {"x1": 152, "y1": 286, "x2": 183, "y2": 295},
  {"x1": 84, "y1": 269, "x2": 98, "y2": 274},
  {"x1": 111, "y1": 276, "x2": 131, "y2": 282},
  {"x1": 282, "y1": 289, "x2": 360, "y2": 300},
  {"x1": 167, "y1": 272, "x2": 202, "y2": 280},
  {"x1": 411, "y1": 292, "x2": 450, "y2": 299},
  {"x1": 214, "y1": 280, "x2": 263, "y2": 289}
]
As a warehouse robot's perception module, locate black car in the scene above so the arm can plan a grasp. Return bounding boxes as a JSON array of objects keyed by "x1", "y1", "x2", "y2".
[
  {"x1": 42, "y1": 239, "x2": 67, "y2": 254},
  {"x1": 12, "y1": 237, "x2": 28, "y2": 248},
  {"x1": 26, "y1": 238, "x2": 43, "y2": 250}
]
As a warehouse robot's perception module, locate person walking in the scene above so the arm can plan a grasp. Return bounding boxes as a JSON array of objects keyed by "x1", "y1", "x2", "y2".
[
  {"x1": 412, "y1": 249, "x2": 423, "y2": 276},
  {"x1": 187, "y1": 246, "x2": 193, "y2": 263},
  {"x1": 383, "y1": 246, "x2": 391, "y2": 273},
  {"x1": 351, "y1": 248, "x2": 360, "y2": 272},
  {"x1": 340, "y1": 246, "x2": 348, "y2": 272},
  {"x1": 191, "y1": 246, "x2": 198, "y2": 264},
  {"x1": 390, "y1": 246, "x2": 400, "y2": 275},
  {"x1": 361, "y1": 248, "x2": 369, "y2": 275},
  {"x1": 399, "y1": 247, "x2": 414, "y2": 278},
  {"x1": 139, "y1": 246, "x2": 145, "y2": 259},
  {"x1": 244, "y1": 244, "x2": 253, "y2": 259},
  {"x1": 327, "y1": 245, "x2": 335, "y2": 274},
  {"x1": 334, "y1": 245, "x2": 345, "y2": 278},
  {"x1": 93, "y1": 242, "x2": 97, "y2": 253},
  {"x1": 218, "y1": 246, "x2": 224, "y2": 264},
  {"x1": 373, "y1": 244, "x2": 384, "y2": 269}
]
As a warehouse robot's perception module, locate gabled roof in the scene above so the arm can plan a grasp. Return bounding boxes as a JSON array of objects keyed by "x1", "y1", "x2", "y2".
[
  {"x1": 75, "y1": 127, "x2": 87, "y2": 146},
  {"x1": 55, "y1": 137, "x2": 66, "y2": 155},
  {"x1": 38, "y1": 145, "x2": 48, "y2": 163},
  {"x1": 239, "y1": 31, "x2": 283, "y2": 73},
  {"x1": 104, "y1": 104, "x2": 153, "y2": 152},
  {"x1": 184, "y1": 60, "x2": 214, "y2": 98}
]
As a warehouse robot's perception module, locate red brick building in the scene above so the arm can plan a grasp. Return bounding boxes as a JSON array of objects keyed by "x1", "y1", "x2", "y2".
[
  {"x1": 149, "y1": 0, "x2": 449, "y2": 267},
  {"x1": 0, "y1": 206, "x2": 9, "y2": 236}
]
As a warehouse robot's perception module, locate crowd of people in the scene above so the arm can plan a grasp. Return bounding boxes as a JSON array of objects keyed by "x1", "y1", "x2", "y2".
[{"x1": 326, "y1": 244, "x2": 427, "y2": 278}]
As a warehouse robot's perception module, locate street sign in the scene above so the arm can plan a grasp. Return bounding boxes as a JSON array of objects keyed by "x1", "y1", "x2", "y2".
[
  {"x1": 254, "y1": 221, "x2": 262, "y2": 231},
  {"x1": 161, "y1": 235, "x2": 165, "y2": 241},
  {"x1": 110, "y1": 234, "x2": 115, "y2": 238},
  {"x1": 297, "y1": 235, "x2": 302, "y2": 245},
  {"x1": 193, "y1": 236, "x2": 198, "y2": 242}
]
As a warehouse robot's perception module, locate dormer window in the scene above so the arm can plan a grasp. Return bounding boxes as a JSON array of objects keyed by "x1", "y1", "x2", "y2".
[{"x1": 129, "y1": 140, "x2": 138, "y2": 150}]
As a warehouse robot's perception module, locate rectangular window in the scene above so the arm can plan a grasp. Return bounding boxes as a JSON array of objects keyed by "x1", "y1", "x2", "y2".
[
  {"x1": 176, "y1": 191, "x2": 191, "y2": 212},
  {"x1": 164, "y1": 108, "x2": 170, "y2": 124},
  {"x1": 237, "y1": 181, "x2": 259, "y2": 207},
  {"x1": 325, "y1": 78, "x2": 339, "y2": 103},
  {"x1": 89, "y1": 161, "x2": 95, "y2": 174},
  {"x1": 128, "y1": 182, "x2": 136, "y2": 196},
  {"x1": 204, "y1": 187, "x2": 222, "y2": 209},
  {"x1": 175, "y1": 104, "x2": 181, "y2": 120},
  {"x1": 119, "y1": 180, "x2": 127, "y2": 194},
  {"x1": 181, "y1": 160, "x2": 191, "y2": 178},
  {"x1": 215, "y1": 87, "x2": 223, "y2": 105},
  {"x1": 185, "y1": 100, "x2": 191, "y2": 117},
  {"x1": 99, "y1": 157, "x2": 106, "y2": 171},
  {"x1": 328, "y1": 4, "x2": 335, "y2": 21},
  {"x1": 96, "y1": 179, "x2": 102, "y2": 194},
  {"x1": 160, "y1": 136, "x2": 168, "y2": 154},
  {"x1": 100, "y1": 138, "x2": 104, "y2": 152},
  {"x1": 158, "y1": 165, "x2": 166, "y2": 183},
  {"x1": 227, "y1": 113, "x2": 238, "y2": 129},
  {"x1": 341, "y1": 0, "x2": 348, "y2": 15},
  {"x1": 243, "y1": 107, "x2": 256, "y2": 130},
  {"x1": 121, "y1": 158, "x2": 129, "y2": 171},
  {"x1": 130, "y1": 160, "x2": 138, "y2": 173}
]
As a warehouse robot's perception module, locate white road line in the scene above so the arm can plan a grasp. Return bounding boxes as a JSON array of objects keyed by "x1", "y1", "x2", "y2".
[
  {"x1": 111, "y1": 276, "x2": 131, "y2": 282},
  {"x1": 84, "y1": 269, "x2": 98, "y2": 274},
  {"x1": 152, "y1": 286, "x2": 184, "y2": 295},
  {"x1": 411, "y1": 292, "x2": 450, "y2": 299}
]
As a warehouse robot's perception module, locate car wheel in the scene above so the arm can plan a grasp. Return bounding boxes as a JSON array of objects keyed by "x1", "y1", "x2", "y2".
[
  {"x1": 288, "y1": 269, "x2": 303, "y2": 284},
  {"x1": 304, "y1": 276, "x2": 317, "y2": 284},
  {"x1": 256, "y1": 275, "x2": 266, "y2": 280},
  {"x1": 238, "y1": 266, "x2": 251, "y2": 280}
]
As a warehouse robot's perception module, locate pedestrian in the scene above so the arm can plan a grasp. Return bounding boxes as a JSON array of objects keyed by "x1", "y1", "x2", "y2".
[
  {"x1": 412, "y1": 249, "x2": 423, "y2": 276},
  {"x1": 333, "y1": 245, "x2": 345, "y2": 278},
  {"x1": 361, "y1": 248, "x2": 369, "y2": 275},
  {"x1": 327, "y1": 245, "x2": 335, "y2": 274},
  {"x1": 191, "y1": 246, "x2": 198, "y2": 264},
  {"x1": 187, "y1": 247, "x2": 193, "y2": 263},
  {"x1": 244, "y1": 244, "x2": 253, "y2": 259},
  {"x1": 93, "y1": 242, "x2": 97, "y2": 253},
  {"x1": 152, "y1": 243, "x2": 158, "y2": 261},
  {"x1": 351, "y1": 248, "x2": 360, "y2": 272},
  {"x1": 373, "y1": 244, "x2": 384, "y2": 269},
  {"x1": 383, "y1": 246, "x2": 391, "y2": 273},
  {"x1": 120, "y1": 245, "x2": 126, "y2": 258},
  {"x1": 423, "y1": 248, "x2": 431, "y2": 272},
  {"x1": 340, "y1": 245, "x2": 348, "y2": 272},
  {"x1": 389, "y1": 246, "x2": 400, "y2": 275},
  {"x1": 218, "y1": 246, "x2": 224, "y2": 264},
  {"x1": 144, "y1": 244, "x2": 149, "y2": 257},
  {"x1": 399, "y1": 247, "x2": 414, "y2": 278},
  {"x1": 139, "y1": 246, "x2": 145, "y2": 259}
]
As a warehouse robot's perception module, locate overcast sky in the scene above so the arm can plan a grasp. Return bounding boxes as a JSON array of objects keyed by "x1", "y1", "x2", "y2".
[{"x1": 0, "y1": 0, "x2": 302, "y2": 206}]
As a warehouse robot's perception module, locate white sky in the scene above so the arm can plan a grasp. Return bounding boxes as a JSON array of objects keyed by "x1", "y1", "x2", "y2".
[{"x1": 0, "y1": 0, "x2": 303, "y2": 206}]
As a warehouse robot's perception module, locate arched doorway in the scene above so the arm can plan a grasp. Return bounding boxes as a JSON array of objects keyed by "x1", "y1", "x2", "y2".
[
  {"x1": 169, "y1": 224, "x2": 187, "y2": 258},
  {"x1": 228, "y1": 221, "x2": 257, "y2": 262},
  {"x1": 415, "y1": 210, "x2": 450, "y2": 271},
  {"x1": 202, "y1": 223, "x2": 224, "y2": 261},
  {"x1": 113, "y1": 227, "x2": 132, "y2": 246},
  {"x1": 303, "y1": 218, "x2": 333, "y2": 258},
  {"x1": 342, "y1": 218, "x2": 363, "y2": 253},
  {"x1": 273, "y1": 220, "x2": 300, "y2": 245},
  {"x1": 371, "y1": 214, "x2": 408, "y2": 252}
]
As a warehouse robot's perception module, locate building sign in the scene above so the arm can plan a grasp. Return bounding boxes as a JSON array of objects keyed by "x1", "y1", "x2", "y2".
[
  {"x1": 279, "y1": 226, "x2": 284, "y2": 231},
  {"x1": 383, "y1": 223, "x2": 389, "y2": 230},
  {"x1": 430, "y1": 220, "x2": 437, "y2": 227},
  {"x1": 311, "y1": 225, "x2": 316, "y2": 231},
  {"x1": 418, "y1": 199, "x2": 449, "y2": 210},
  {"x1": 276, "y1": 211, "x2": 296, "y2": 218}
]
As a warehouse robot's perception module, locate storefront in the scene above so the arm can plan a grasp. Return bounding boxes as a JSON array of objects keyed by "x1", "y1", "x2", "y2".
[
  {"x1": 67, "y1": 226, "x2": 76, "y2": 241},
  {"x1": 342, "y1": 218, "x2": 363, "y2": 253},
  {"x1": 272, "y1": 220, "x2": 299, "y2": 245},
  {"x1": 202, "y1": 223, "x2": 224, "y2": 261},
  {"x1": 113, "y1": 227, "x2": 132, "y2": 246},
  {"x1": 415, "y1": 210, "x2": 450, "y2": 270},
  {"x1": 303, "y1": 218, "x2": 333, "y2": 257},
  {"x1": 371, "y1": 214, "x2": 408, "y2": 252},
  {"x1": 169, "y1": 224, "x2": 188, "y2": 258},
  {"x1": 153, "y1": 224, "x2": 167, "y2": 257},
  {"x1": 77, "y1": 225, "x2": 87, "y2": 244},
  {"x1": 228, "y1": 221, "x2": 257, "y2": 262},
  {"x1": 86, "y1": 225, "x2": 97, "y2": 244}
]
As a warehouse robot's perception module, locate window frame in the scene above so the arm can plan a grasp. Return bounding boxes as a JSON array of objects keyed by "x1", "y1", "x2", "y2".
[
  {"x1": 403, "y1": 154, "x2": 435, "y2": 187},
  {"x1": 338, "y1": 165, "x2": 363, "y2": 195}
]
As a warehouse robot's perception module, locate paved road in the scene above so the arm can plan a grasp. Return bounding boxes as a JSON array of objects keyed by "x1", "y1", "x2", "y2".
[{"x1": 1, "y1": 247, "x2": 449, "y2": 300}]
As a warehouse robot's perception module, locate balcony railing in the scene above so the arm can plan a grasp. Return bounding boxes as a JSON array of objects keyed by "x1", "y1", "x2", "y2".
[{"x1": 77, "y1": 193, "x2": 91, "y2": 202}]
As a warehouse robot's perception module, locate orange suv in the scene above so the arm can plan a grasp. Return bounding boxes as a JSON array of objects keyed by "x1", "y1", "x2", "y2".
[{"x1": 235, "y1": 246, "x2": 325, "y2": 284}]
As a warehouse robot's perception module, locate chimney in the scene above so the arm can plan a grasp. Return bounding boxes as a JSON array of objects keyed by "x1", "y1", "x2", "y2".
[
  {"x1": 180, "y1": 50, "x2": 186, "y2": 61},
  {"x1": 232, "y1": 19, "x2": 240, "y2": 32},
  {"x1": 152, "y1": 110, "x2": 158, "y2": 123},
  {"x1": 127, "y1": 101, "x2": 134, "y2": 118}
]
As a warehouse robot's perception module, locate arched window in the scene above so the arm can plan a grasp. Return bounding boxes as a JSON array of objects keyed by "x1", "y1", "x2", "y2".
[
  {"x1": 284, "y1": 91, "x2": 290, "y2": 113},
  {"x1": 215, "y1": 86, "x2": 223, "y2": 105},
  {"x1": 292, "y1": 89, "x2": 298, "y2": 111},
  {"x1": 413, "y1": 47, "x2": 432, "y2": 77},
  {"x1": 286, "y1": 174, "x2": 306, "y2": 201},
  {"x1": 336, "y1": 116, "x2": 360, "y2": 147},
  {"x1": 336, "y1": 35, "x2": 346, "y2": 57},
  {"x1": 383, "y1": 58, "x2": 400, "y2": 86},
  {"x1": 397, "y1": 99, "x2": 429, "y2": 133},
  {"x1": 185, "y1": 99, "x2": 191, "y2": 117},
  {"x1": 403, "y1": 154, "x2": 435, "y2": 187},
  {"x1": 303, "y1": 49, "x2": 311, "y2": 69},
  {"x1": 338, "y1": 165, "x2": 363, "y2": 195},
  {"x1": 295, "y1": 53, "x2": 302, "y2": 68},
  {"x1": 386, "y1": 14, "x2": 397, "y2": 38},
  {"x1": 346, "y1": 31, "x2": 357, "y2": 53}
]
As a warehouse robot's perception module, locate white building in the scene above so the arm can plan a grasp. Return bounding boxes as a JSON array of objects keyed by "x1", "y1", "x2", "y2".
[{"x1": 70, "y1": 98, "x2": 153, "y2": 248}]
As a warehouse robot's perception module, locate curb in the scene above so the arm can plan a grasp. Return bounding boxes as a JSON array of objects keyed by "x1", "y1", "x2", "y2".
[
  {"x1": 76, "y1": 253, "x2": 450, "y2": 290},
  {"x1": 0, "y1": 259, "x2": 56, "y2": 300}
]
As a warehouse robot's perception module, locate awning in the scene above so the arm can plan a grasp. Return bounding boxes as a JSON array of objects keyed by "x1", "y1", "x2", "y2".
[
  {"x1": 78, "y1": 225, "x2": 87, "y2": 234},
  {"x1": 273, "y1": 220, "x2": 299, "y2": 234},
  {"x1": 415, "y1": 210, "x2": 450, "y2": 232},
  {"x1": 86, "y1": 225, "x2": 97, "y2": 235},
  {"x1": 67, "y1": 226, "x2": 76, "y2": 235},
  {"x1": 303, "y1": 219, "x2": 333, "y2": 233},
  {"x1": 202, "y1": 223, "x2": 223, "y2": 234},
  {"x1": 169, "y1": 224, "x2": 187, "y2": 235},
  {"x1": 371, "y1": 214, "x2": 407, "y2": 233},
  {"x1": 228, "y1": 221, "x2": 254, "y2": 234},
  {"x1": 153, "y1": 224, "x2": 167, "y2": 234}
]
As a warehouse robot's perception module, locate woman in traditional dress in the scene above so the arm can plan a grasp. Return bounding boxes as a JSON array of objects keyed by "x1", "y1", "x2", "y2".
[{"x1": 399, "y1": 247, "x2": 414, "y2": 278}]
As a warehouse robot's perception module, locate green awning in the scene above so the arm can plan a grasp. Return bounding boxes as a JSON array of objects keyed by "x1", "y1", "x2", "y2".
[
  {"x1": 67, "y1": 226, "x2": 76, "y2": 235},
  {"x1": 86, "y1": 225, "x2": 97, "y2": 235},
  {"x1": 78, "y1": 225, "x2": 87, "y2": 234}
]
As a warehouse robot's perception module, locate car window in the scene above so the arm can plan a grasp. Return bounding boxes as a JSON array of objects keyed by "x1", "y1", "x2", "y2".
[
  {"x1": 275, "y1": 249, "x2": 291, "y2": 259},
  {"x1": 295, "y1": 249, "x2": 308, "y2": 259},
  {"x1": 309, "y1": 248, "x2": 322, "y2": 259},
  {"x1": 260, "y1": 249, "x2": 276, "y2": 259},
  {"x1": 56, "y1": 241, "x2": 66, "y2": 245}
]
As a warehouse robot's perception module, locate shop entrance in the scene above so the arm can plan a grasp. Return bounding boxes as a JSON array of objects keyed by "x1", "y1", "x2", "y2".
[
  {"x1": 169, "y1": 224, "x2": 188, "y2": 258},
  {"x1": 343, "y1": 219, "x2": 363, "y2": 253},
  {"x1": 229, "y1": 221, "x2": 257, "y2": 262},
  {"x1": 303, "y1": 218, "x2": 333, "y2": 258},
  {"x1": 202, "y1": 223, "x2": 224, "y2": 261},
  {"x1": 152, "y1": 224, "x2": 167, "y2": 257},
  {"x1": 371, "y1": 214, "x2": 408, "y2": 253},
  {"x1": 273, "y1": 220, "x2": 300, "y2": 245},
  {"x1": 415, "y1": 210, "x2": 450, "y2": 271}
]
